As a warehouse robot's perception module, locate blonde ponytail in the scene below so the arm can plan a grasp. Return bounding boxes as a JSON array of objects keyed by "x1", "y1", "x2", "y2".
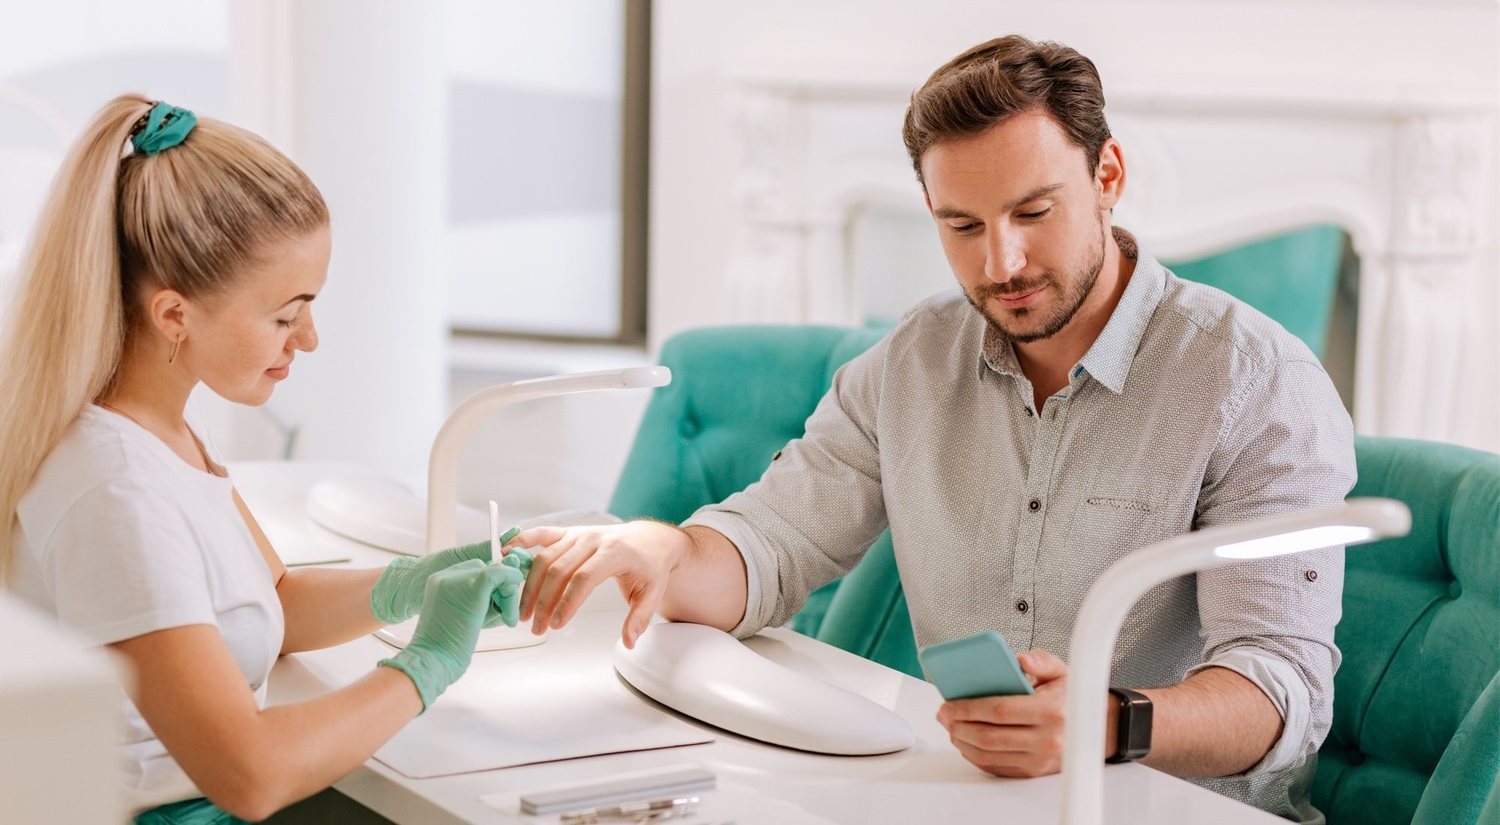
[{"x1": 0, "y1": 94, "x2": 327, "y2": 581}]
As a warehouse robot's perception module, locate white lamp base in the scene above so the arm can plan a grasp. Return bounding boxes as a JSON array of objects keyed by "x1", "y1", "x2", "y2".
[{"x1": 375, "y1": 620, "x2": 547, "y2": 652}]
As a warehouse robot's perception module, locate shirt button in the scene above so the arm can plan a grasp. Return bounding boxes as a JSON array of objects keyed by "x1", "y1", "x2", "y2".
[
  {"x1": 1028, "y1": 498, "x2": 1041, "y2": 512},
  {"x1": 1305, "y1": 570, "x2": 1318, "y2": 582},
  {"x1": 1016, "y1": 600, "x2": 1029, "y2": 614}
]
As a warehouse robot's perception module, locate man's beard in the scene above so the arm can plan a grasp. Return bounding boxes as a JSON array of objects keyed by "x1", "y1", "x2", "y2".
[{"x1": 966, "y1": 218, "x2": 1107, "y2": 343}]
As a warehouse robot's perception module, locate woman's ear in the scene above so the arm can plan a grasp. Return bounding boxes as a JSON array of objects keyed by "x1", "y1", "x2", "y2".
[
  {"x1": 144, "y1": 287, "x2": 190, "y2": 344},
  {"x1": 1095, "y1": 138, "x2": 1126, "y2": 212}
]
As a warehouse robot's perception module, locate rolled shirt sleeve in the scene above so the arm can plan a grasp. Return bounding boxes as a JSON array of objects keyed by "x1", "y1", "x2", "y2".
[
  {"x1": 683, "y1": 334, "x2": 893, "y2": 639},
  {"x1": 1192, "y1": 357, "x2": 1357, "y2": 775}
]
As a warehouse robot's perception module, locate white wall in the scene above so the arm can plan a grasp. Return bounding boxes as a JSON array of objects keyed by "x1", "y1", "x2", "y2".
[
  {"x1": 0, "y1": 0, "x2": 230, "y2": 309},
  {"x1": 649, "y1": 0, "x2": 1500, "y2": 450}
]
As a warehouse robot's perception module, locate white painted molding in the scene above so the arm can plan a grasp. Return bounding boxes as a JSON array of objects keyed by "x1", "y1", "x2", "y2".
[{"x1": 721, "y1": 79, "x2": 1499, "y2": 450}]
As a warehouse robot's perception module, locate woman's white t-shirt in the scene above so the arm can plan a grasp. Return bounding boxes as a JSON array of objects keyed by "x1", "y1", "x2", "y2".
[{"x1": 11, "y1": 404, "x2": 285, "y2": 812}]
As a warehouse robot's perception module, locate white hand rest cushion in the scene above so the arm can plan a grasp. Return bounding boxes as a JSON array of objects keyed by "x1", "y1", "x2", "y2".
[{"x1": 613, "y1": 622, "x2": 913, "y2": 756}]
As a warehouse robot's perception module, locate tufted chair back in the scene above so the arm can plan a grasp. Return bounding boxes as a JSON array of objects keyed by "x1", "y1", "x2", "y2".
[
  {"x1": 1311, "y1": 436, "x2": 1500, "y2": 825},
  {"x1": 610, "y1": 325, "x2": 883, "y2": 524}
]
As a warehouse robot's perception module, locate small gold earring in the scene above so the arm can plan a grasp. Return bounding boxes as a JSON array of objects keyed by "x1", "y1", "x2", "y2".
[{"x1": 168, "y1": 336, "x2": 182, "y2": 365}]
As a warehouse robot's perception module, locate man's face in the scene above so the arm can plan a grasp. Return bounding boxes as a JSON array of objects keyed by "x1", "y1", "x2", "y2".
[{"x1": 921, "y1": 111, "x2": 1108, "y2": 343}]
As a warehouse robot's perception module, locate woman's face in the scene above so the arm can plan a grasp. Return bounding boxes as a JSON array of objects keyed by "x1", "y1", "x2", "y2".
[{"x1": 179, "y1": 226, "x2": 330, "y2": 406}]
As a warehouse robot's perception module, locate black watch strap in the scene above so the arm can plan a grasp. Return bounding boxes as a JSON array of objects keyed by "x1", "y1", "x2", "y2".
[{"x1": 1106, "y1": 686, "x2": 1153, "y2": 764}]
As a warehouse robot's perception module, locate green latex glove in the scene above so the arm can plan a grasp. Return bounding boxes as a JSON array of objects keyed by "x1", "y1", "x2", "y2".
[
  {"x1": 490, "y1": 548, "x2": 534, "y2": 628},
  {"x1": 378, "y1": 559, "x2": 524, "y2": 711},
  {"x1": 370, "y1": 540, "x2": 492, "y2": 626}
]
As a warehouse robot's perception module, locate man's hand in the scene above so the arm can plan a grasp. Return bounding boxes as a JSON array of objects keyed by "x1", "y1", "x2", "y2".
[
  {"x1": 936, "y1": 649, "x2": 1106, "y2": 778},
  {"x1": 507, "y1": 521, "x2": 695, "y2": 647}
]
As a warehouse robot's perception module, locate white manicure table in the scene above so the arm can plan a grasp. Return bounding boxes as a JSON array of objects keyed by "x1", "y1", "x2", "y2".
[{"x1": 249, "y1": 463, "x2": 1286, "y2": 825}]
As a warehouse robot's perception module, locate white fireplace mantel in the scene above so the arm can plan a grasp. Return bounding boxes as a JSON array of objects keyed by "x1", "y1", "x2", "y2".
[{"x1": 720, "y1": 76, "x2": 1499, "y2": 450}]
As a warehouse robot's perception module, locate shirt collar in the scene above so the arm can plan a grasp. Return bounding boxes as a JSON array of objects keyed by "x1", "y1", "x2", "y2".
[{"x1": 978, "y1": 227, "x2": 1166, "y2": 394}]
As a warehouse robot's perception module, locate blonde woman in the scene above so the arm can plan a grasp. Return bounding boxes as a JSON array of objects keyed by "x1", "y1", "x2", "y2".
[{"x1": 0, "y1": 95, "x2": 527, "y2": 824}]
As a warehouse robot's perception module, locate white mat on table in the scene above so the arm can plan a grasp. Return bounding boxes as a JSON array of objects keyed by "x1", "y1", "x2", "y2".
[{"x1": 373, "y1": 661, "x2": 713, "y2": 778}]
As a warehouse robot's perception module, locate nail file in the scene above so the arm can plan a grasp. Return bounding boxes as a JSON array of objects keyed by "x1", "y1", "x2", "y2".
[
  {"x1": 488, "y1": 500, "x2": 500, "y2": 561},
  {"x1": 489, "y1": 501, "x2": 523, "y2": 561},
  {"x1": 519, "y1": 765, "x2": 715, "y2": 815}
]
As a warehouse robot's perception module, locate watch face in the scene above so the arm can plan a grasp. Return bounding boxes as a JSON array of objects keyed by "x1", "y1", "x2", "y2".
[{"x1": 1110, "y1": 688, "x2": 1152, "y2": 762}]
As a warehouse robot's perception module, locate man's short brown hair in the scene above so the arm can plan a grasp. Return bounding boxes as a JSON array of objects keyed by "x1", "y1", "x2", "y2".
[{"x1": 902, "y1": 35, "x2": 1111, "y2": 188}]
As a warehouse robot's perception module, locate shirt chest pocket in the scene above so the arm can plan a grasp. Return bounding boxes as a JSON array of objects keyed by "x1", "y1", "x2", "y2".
[{"x1": 1064, "y1": 489, "x2": 1181, "y2": 565}]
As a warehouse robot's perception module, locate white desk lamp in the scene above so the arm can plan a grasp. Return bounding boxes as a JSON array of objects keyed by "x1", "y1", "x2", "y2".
[
  {"x1": 371, "y1": 365, "x2": 672, "y2": 652},
  {"x1": 1058, "y1": 498, "x2": 1411, "y2": 825}
]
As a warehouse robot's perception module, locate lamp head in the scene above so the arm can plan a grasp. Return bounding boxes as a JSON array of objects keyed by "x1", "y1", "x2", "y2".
[
  {"x1": 619, "y1": 366, "x2": 672, "y2": 389},
  {"x1": 1213, "y1": 498, "x2": 1411, "y2": 560}
]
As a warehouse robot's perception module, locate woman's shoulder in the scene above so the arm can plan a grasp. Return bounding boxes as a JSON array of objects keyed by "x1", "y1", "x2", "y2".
[{"x1": 18, "y1": 407, "x2": 181, "y2": 538}]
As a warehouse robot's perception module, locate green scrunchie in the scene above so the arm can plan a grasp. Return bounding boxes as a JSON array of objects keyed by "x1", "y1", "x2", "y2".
[{"x1": 131, "y1": 101, "x2": 197, "y2": 155}]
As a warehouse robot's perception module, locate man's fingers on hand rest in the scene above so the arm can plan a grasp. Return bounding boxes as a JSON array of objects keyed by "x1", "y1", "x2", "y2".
[
  {"x1": 517, "y1": 533, "x2": 578, "y2": 621},
  {"x1": 529, "y1": 544, "x2": 595, "y2": 634},
  {"x1": 549, "y1": 556, "x2": 616, "y2": 632},
  {"x1": 503, "y1": 526, "x2": 565, "y2": 552}
]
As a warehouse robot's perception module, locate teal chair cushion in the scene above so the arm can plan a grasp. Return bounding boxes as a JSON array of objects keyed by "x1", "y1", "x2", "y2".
[
  {"x1": 1411, "y1": 671, "x2": 1499, "y2": 825},
  {"x1": 1163, "y1": 225, "x2": 1345, "y2": 359},
  {"x1": 134, "y1": 797, "x2": 247, "y2": 825},
  {"x1": 1313, "y1": 436, "x2": 1500, "y2": 825},
  {"x1": 813, "y1": 531, "x2": 918, "y2": 677}
]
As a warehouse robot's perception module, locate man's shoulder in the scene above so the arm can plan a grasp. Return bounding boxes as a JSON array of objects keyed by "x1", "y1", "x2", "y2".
[
  {"x1": 898, "y1": 288, "x2": 971, "y2": 325},
  {"x1": 880, "y1": 289, "x2": 982, "y2": 365},
  {"x1": 890, "y1": 289, "x2": 982, "y2": 345},
  {"x1": 1151, "y1": 271, "x2": 1324, "y2": 375}
]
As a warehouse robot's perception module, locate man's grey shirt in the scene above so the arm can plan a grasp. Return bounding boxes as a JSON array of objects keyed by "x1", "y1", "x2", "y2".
[{"x1": 684, "y1": 231, "x2": 1357, "y2": 823}]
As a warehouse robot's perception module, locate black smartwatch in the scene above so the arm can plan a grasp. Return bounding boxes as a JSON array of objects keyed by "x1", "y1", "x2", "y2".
[{"x1": 1106, "y1": 687, "x2": 1153, "y2": 763}]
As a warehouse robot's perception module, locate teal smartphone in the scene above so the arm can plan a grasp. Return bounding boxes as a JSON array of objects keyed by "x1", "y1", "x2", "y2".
[{"x1": 919, "y1": 631, "x2": 1035, "y2": 700}]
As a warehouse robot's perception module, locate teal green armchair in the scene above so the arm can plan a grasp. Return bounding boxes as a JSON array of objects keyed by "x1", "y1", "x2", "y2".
[
  {"x1": 608, "y1": 323, "x2": 1498, "y2": 825},
  {"x1": 1315, "y1": 437, "x2": 1500, "y2": 825}
]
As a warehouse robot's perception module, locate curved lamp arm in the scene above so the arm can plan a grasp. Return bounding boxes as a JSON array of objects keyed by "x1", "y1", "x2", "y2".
[
  {"x1": 1058, "y1": 498, "x2": 1411, "y2": 825},
  {"x1": 425, "y1": 366, "x2": 671, "y2": 552}
]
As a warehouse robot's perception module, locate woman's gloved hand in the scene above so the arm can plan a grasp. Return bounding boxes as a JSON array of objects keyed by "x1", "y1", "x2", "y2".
[
  {"x1": 378, "y1": 559, "x2": 525, "y2": 711},
  {"x1": 370, "y1": 541, "x2": 492, "y2": 625},
  {"x1": 490, "y1": 548, "x2": 534, "y2": 628}
]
